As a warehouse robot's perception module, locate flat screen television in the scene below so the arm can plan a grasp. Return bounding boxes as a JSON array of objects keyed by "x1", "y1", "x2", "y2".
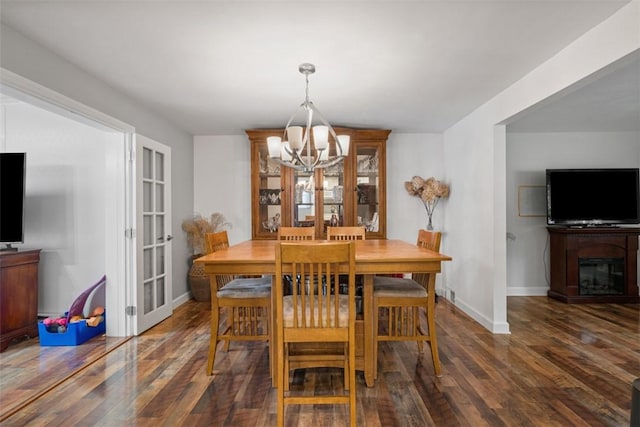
[
  {"x1": 546, "y1": 168, "x2": 640, "y2": 227},
  {"x1": 0, "y1": 152, "x2": 26, "y2": 249}
]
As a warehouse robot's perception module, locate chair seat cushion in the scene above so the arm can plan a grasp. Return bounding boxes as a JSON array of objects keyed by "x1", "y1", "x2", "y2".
[
  {"x1": 283, "y1": 295, "x2": 349, "y2": 327},
  {"x1": 373, "y1": 276, "x2": 427, "y2": 297},
  {"x1": 217, "y1": 277, "x2": 271, "y2": 298},
  {"x1": 225, "y1": 276, "x2": 271, "y2": 289}
]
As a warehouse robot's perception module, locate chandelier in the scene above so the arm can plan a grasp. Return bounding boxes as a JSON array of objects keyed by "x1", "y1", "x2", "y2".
[{"x1": 266, "y1": 63, "x2": 350, "y2": 173}]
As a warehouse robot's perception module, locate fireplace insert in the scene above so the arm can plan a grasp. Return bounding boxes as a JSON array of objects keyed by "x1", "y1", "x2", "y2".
[{"x1": 578, "y1": 257, "x2": 625, "y2": 296}]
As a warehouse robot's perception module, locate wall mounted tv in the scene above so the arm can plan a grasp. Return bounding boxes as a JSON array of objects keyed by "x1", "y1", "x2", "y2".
[
  {"x1": 546, "y1": 168, "x2": 640, "y2": 227},
  {"x1": 0, "y1": 152, "x2": 26, "y2": 249}
]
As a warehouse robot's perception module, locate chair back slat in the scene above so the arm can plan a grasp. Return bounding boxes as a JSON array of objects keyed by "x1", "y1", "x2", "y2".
[
  {"x1": 327, "y1": 226, "x2": 366, "y2": 241},
  {"x1": 278, "y1": 226, "x2": 315, "y2": 241}
]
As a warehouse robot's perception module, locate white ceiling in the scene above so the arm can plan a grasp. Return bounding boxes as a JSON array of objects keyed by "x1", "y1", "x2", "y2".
[{"x1": 1, "y1": 1, "x2": 638, "y2": 135}]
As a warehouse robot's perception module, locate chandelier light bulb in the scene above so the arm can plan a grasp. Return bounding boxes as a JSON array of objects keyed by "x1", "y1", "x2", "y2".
[
  {"x1": 287, "y1": 126, "x2": 304, "y2": 151},
  {"x1": 337, "y1": 135, "x2": 350, "y2": 156},
  {"x1": 313, "y1": 125, "x2": 329, "y2": 150},
  {"x1": 267, "y1": 136, "x2": 282, "y2": 158}
]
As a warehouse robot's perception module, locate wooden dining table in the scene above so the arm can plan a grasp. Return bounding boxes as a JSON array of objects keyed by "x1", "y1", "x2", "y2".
[{"x1": 196, "y1": 238, "x2": 452, "y2": 388}]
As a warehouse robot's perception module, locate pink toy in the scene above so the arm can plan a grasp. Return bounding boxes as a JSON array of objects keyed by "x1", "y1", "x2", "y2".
[{"x1": 43, "y1": 316, "x2": 67, "y2": 327}]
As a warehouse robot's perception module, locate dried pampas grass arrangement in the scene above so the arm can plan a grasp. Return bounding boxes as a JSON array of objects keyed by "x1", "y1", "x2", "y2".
[{"x1": 182, "y1": 212, "x2": 231, "y2": 255}]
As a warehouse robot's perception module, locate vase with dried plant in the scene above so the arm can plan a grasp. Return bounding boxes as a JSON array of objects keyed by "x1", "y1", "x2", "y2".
[
  {"x1": 405, "y1": 176, "x2": 450, "y2": 230},
  {"x1": 181, "y1": 213, "x2": 231, "y2": 301}
]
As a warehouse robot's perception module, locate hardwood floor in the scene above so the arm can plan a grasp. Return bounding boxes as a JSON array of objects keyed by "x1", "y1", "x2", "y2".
[
  {"x1": 1, "y1": 297, "x2": 638, "y2": 426},
  {"x1": 0, "y1": 331, "x2": 128, "y2": 422}
]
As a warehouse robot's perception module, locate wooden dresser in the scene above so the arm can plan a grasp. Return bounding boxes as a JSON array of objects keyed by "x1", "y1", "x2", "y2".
[{"x1": 0, "y1": 249, "x2": 41, "y2": 352}]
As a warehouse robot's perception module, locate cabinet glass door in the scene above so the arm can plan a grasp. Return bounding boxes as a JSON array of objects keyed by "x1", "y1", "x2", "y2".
[
  {"x1": 355, "y1": 145, "x2": 381, "y2": 235},
  {"x1": 293, "y1": 168, "x2": 315, "y2": 228},
  {"x1": 292, "y1": 157, "x2": 345, "y2": 238},
  {"x1": 256, "y1": 148, "x2": 283, "y2": 238},
  {"x1": 320, "y1": 161, "x2": 345, "y2": 235}
]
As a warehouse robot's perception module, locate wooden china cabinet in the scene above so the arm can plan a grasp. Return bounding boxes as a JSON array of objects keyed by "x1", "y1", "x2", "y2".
[{"x1": 246, "y1": 128, "x2": 391, "y2": 240}]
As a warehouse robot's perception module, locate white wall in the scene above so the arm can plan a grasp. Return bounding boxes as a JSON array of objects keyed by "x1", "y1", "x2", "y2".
[
  {"x1": 192, "y1": 135, "x2": 253, "y2": 244},
  {"x1": 505, "y1": 131, "x2": 640, "y2": 296},
  {"x1": 3, "y1": 101, "x2": 121, "y2": 316},
  {"x1": 386, "y1": 133, "x2": 445, "y2": 242},
  {"x1": 443, "y1": 1, "x2": 640, "y2": 333},
  {"x1": 1, "y1": 24, "x2": 195, "y2": 306}
]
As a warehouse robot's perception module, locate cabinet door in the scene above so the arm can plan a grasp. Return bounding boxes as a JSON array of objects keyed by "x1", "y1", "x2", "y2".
[
  {"x1": 353, "y1": 140, "x2": 385, "y2": 239},
  {"x1": 320, "y1": 163, "x2": 346, "y2": 237},
  {"x1": 292, "y1": 168, "x2": 315, "y2": 228},
  {"x1": 292, "y1": 153, "x2": 346, "y2": 238},
  {"x1": 318, "y1": 160, "x2": 346, "y2": 238},
  {"x1": 251, "y1": 139, "x2": 291, "y2": 239}
]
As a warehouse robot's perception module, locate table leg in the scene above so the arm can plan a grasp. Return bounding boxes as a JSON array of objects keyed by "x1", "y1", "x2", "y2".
[
  {"x1": 270, "y1": 275, "x2": 277, "y2": 388},
  {"x1": 364, "y1": 274, "x2": 375, "y2": 387}
]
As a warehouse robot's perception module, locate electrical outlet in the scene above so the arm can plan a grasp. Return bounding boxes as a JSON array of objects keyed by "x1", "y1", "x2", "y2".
[{"x1": 450, "y1": 290, "x2": 455, "y2": 303}]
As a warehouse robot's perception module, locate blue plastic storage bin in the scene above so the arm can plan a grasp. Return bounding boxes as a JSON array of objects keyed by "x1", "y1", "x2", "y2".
[{"x1": 38, "y1": 312, "x2": 106, "y2": 346}]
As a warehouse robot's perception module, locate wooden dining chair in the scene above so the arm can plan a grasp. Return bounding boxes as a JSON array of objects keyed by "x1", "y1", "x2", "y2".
[
  {"x1": 327, "y1": 226, "x2": 366, "y2": 299},
  {"x1": 277, "y1": 226, "x2": 315, "y2": 241},
  {"x1": 373, "y1": 229, "x2": 442, "y2": 377},
  {"x1": 327, "y1": 226, "x2": 366, "y2": 241},
  {"x1": 274, "y1": 241, "x2": 357, "y2": 426},
  {"x1": 205, "y1": 230, "x2": 272, "y2": 375},
  {"x1": 276, "y1": 230, "x2": 352, "y2": 386}
]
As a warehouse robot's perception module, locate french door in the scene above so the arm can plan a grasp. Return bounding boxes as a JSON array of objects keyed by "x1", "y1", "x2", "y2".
[{"x1": 135, "y1": 135, "x2": 172, "y2": 334}]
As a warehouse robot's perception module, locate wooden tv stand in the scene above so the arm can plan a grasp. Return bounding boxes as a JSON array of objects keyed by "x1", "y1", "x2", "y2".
[
  {"x1": 0, "y1": 249, "x2": 41, "y2": 351},
  {"x1": 547, "y1": 227, "x2": 640, "y2": 303}
]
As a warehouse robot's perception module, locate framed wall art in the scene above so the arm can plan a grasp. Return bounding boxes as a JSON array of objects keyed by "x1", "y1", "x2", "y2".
[{"x1": 518, "y1": 185, "x2": 546, "y2": 217}]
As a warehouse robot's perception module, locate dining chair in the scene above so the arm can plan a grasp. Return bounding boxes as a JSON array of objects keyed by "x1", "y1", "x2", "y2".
[
  {"x1": 274, "y1": 241, "x2": 357, "y2": 426},
  {"x1": 327, "y1": 226, "x2": 366, "y2": 241},
  {"x1": 373, "y1": 229, "x2": 442, "y2": 377},
  {"x1": 277, "y1": 226, "x2": 315, "y2": 241},
  {"x1": 277, "y1": 228, "x2": 350, "y2": 383},
  {"x1": 205, "y1": 230, "x2": 272, "y2": 375},
  {"x1": 327, "y1": 226, "x2": 366, "y2": 299}
]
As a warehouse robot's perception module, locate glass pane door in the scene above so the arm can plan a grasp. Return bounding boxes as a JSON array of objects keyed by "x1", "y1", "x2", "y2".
[
  {"x1": 136, "y1": 135, "x2": 172, "y2": 334},
  {"x1": 293, "y1": 168, "x2": 315, "y2": 228},
  {"x1": 321, "y1": 161, "x2": 345, "y2": 233},
  {"x1": 257, "y1": 148, "x2": 283, "y2": 236},
  {"x1": 355, "y1": 145, "x2": 380, "y2": 233}
]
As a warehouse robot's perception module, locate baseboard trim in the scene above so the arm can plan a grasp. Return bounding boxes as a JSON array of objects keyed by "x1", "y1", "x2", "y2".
[{"x1": 507, "y1": 286, "x2": 548, "y2": 296}]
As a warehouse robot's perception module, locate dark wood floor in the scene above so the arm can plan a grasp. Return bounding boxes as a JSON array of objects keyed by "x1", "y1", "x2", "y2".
[{"x1": 1, "y1": 296, "x2": 638, "y2": 426}]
